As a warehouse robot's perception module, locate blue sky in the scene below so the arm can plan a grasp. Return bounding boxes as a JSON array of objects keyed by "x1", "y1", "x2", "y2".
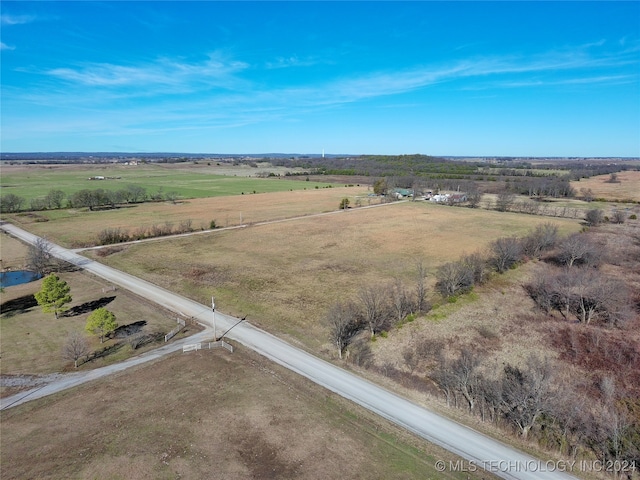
[{"x1": 1, "y1": 1, "x2": 639, "y2": 156}]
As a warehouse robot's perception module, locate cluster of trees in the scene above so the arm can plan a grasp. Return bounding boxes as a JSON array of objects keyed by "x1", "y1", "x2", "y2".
[
  {"x1": 420, "y1": 222, "x2": 638, "y2": 468},
  {"x1": 0, "y1": 184, "x2": 181, "y2": 213},
  {"x1": 96, "y1": 219, "x2": 196, "y2": 245},
  {"x1": 35, "y1": 273, "x2": 120, "y2": 366},
  {"x1": 433, "y1": 222, "x2": 635, "y2": 328},
  {"x1": 435, "y1": 223, "x2": 559, "y2": 298},
  {"x1": 68, "y1": 185, "x2": 149, "y2": 210},
  {"x1": 507, "y1": 176, "x2": 575, "y2": 198},
  {"x1": 0, "y1": 193, "x2": 25, "y2": 213},
  {"x1": 326, "y1": 263, "x2": 428, "y2": 358},
  {"x1": 404, "y1": 343, "x2": 639, "y2": 467},
  {"x1": 525, "y1": 231, "x2": 634, "y2": 327}
]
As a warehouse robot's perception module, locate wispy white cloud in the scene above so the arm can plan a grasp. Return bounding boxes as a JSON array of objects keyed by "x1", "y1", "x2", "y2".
[
  {"x1": 298, "y1": 43, "x2": 640, "y2": 106},
  {"x1": 1, "y1": 14, "x2": 36, "y2": 25},
  {"x1": 1, "y1": 42, "x2": 16, "y2": 51},
  {"x1": 265, "y1": 55, "x2": 322, "y2": 69},
  {"x1": 6, "y1": 40, "x2": 638, "y2": 142},
  {"x1": 492, "y1": 75, "x2": 637, "y2": 89},
  {"x1": 44, "y1": 52, "x2": 249, "y2": 91}
]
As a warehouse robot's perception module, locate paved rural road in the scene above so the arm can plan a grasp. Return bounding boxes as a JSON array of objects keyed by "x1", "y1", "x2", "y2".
[{"x1": 1, "y1": 223, "x2": 578, "y2": 480}]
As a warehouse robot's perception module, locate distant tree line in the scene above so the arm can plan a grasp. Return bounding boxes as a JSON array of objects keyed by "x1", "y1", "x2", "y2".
[{"x1": 0, "y1": 185, "x2": 183, "y2": 213}]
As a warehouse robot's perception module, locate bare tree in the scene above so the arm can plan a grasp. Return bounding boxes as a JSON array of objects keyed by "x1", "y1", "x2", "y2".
[
  {"x1": 495, "y1": 192, "x2": 516, "y2": 212},
  {"x1": 462, "y1": 251, "x2": 489, "y2": 285},
  {"x1": 432, "y1": 353, "x2": 457, "y2": 407},
  {"x1": 568, "y1": 269, "x2": 631, "y2": 325},
  {"x1": 390, "y1": 279, "x2": 411, "y2": 324},
  {"x1": 414, "y1": 260, "x2": 429, "y2": 314},
  {"x1": 521, "y1": 223, "x2": 558, "y2": 259},
  {"x1": 489, "y1": 236, "x2": 522, "y2": 273},
  {"x1": 62, "y1": 331, "x2": 90, "y2": 368},
  {"x1": 550, "y1": 380, "x2": 592, "y2": 458},
  {"x1": 358, "y1": 285, "x2": 389, "y2": 338},
  {"x1": 435, "y1": 261, "x2": 473, "y2": 297},
  {"x1": 606, "y1": 172, "x2": 620, "y2": 183},
  {"x1": 525, "y1": 266, "x2": 630, "y2": 325},
  {"x1": 592, "y1": 400, "x2": 635, "y2": 464},
  {"x1": 524, "y1": 268, "x2": 561, "y2": 315},
  {"x1": 478, "y1": 375, "x2": 503, "y2": 424},
  {"x1": 325, "y1": 301, "x2": 361, "y2": 359},
  {"x1": 178, "y1": 218, "x2": 193, "y2": 233},
  {"x1": 27, "y1": 237, "x2": 53, "y2": 276},
  {"x1": 500, "y1": 356, "x2": 555, "y2": 438},
  {"x1": 580, "y1": 187, "x2": 595, "y2": 202},
  {"x1": 450, "y1": 349, "x2": 483, "y2": 412},
  {"x1": 466, "y1": 185, "x2": 483, "y2": 208},
  {"x1": 557, "y1": 233, "x2": 601, "y2": 268}
]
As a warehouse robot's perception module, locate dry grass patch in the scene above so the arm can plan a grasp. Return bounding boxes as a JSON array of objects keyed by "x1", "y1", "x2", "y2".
[
  {"x1": 372, "y1": 263, "x2": 558, "y2": 373},
  {"x1": 89, "y1": 202, "x2": 582, "y2": 351},
  {"x1": 0, "y1": 231, "x2": 30, "y2": 270},
  {"x1": 571, "y1": 170, "x2": 640, "y2": 202},
  {"x1": 5, "y1": 186, "x2": 369, "y2": 247},
  {"x1": 0, "y1": 347, "x2": 494, "y2": 480}
]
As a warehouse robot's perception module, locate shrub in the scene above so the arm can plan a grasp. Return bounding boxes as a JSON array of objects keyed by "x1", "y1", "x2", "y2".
[
  {"x1": 97, "y1": 227, "x2": 129, "y2": 245},
  {"x1": 585, "y1": 208, "x2": 605, "y2": 226}
]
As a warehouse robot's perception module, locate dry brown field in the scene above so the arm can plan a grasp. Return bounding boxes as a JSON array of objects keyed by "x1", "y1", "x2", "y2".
[
  {"x1": 571, "y1": 170, "x2": 640, "y2": 202},
  {"x1": 0, "y1": 346, "x2": 494, "y2": 480},
  {"x1": 88, "y1": 201, "x2": 582, "y2": 352},
  {"x1": 5, "y1": 186, "x2": 370, "y2": 247}
]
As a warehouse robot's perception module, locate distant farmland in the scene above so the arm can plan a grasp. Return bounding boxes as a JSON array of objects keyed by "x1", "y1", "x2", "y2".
[
  {"x1": 5, "y1": 186, "x2": 370, "y2": 247},
  {"x1": 0, "y1": 162, "x2": 338, "y2": 204},
  {"x1": 571, "y1": 170, "x2": 640, "y2": 202}
]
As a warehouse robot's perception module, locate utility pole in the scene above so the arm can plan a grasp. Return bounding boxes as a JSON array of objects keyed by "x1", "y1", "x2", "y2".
[{"x1": 211, "y1": 296, "x2": 216, "y2": 341}]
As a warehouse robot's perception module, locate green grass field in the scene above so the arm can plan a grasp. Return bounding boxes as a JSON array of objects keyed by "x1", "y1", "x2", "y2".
[{"x1": 0, "y1": 163, "x2": 337, "y2": 203}]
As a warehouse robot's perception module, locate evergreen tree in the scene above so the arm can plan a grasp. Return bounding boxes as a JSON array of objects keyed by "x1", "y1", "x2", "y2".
[
  {"x1": 34, "y1": 274, "x2": 72, "y2": 318},
  {"x1": 85, "y1": 308, "x2": 118, "y2": 343}
]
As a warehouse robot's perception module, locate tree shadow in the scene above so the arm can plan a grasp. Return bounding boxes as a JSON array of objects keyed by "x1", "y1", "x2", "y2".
[
  {"x1": 111, "y1": 320, "x2": 147, "y2": 339},
  {"x1": 0, "y1": 294, "x2": 38, "y2": 317},
  {"x1": 84, "y1": 342, "x2": 124, "y2": 363},
  {"x1": 62, "y1": 296, "x2": 116, "y2": 317}
]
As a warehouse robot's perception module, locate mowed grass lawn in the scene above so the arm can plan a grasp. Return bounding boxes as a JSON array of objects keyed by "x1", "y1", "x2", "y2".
[
  {"x1": 0, "y1": 162, "x2": 339, "y2": 204},
  {"x1": 90, "y1": 201, "x2": 582, "y2": 351}
]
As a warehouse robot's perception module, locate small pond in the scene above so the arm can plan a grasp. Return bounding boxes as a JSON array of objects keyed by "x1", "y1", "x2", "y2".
[{"x1": 0, "y1": 270, "x2": 42, "y2": 288}]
